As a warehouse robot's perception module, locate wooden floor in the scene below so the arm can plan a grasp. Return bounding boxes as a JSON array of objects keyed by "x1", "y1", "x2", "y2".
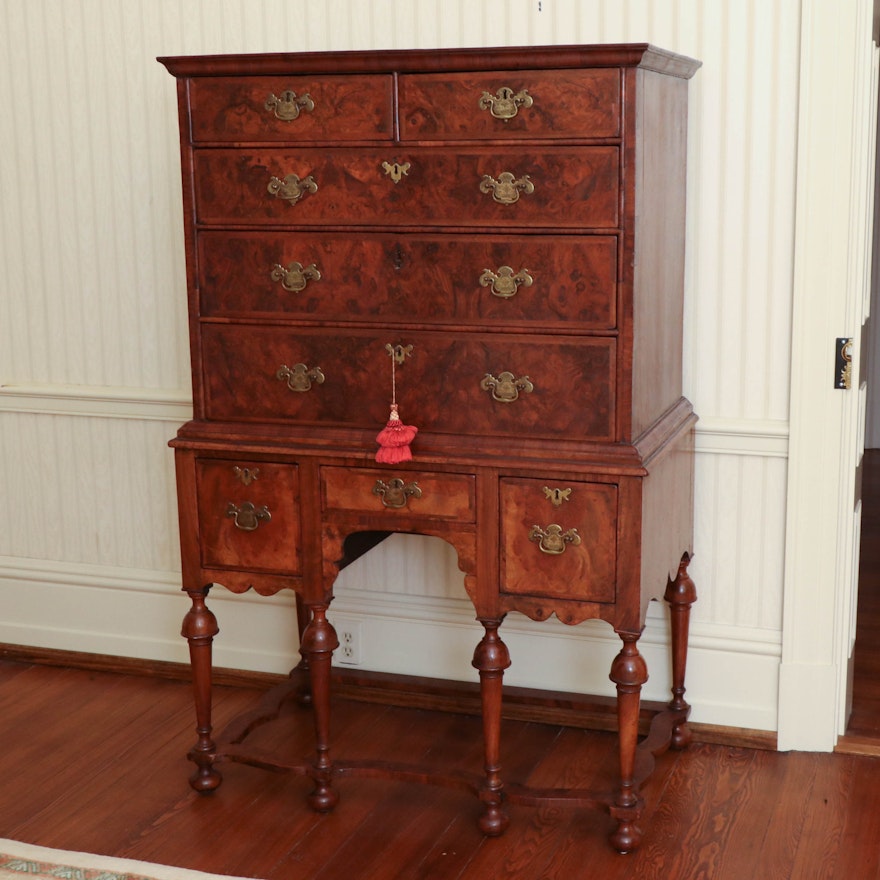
[
  {"x1": 0, "y1": 452, "x2": 879, "y2": 879},
  {"x1": 0, "y1": 659, "x2": 879, "y2": 877}
]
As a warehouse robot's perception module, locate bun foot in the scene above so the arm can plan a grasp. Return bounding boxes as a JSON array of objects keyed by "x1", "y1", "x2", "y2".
[
  {"x1": 189, "y1": 765, "x2": 222, "y2": 792},
  {"x1": 609, "y1": 820, "x2": 642, "y2": 854},
  {"x1": 478, "y1": 805, "x2": 510, "y2": 837},
  {"x1": 671, "y1": 720, "x2": 693, "y2": 750},
  {"x1": 308, "y1": 783, "x2": 339, "y2": 813}
]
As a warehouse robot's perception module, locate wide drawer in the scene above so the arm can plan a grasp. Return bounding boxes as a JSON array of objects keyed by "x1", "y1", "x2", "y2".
[
  {"x1": 187, "y1": 74, "x2": 394, "y2": 143},
  {"x1": 322, "y1": 467, "x2": 476, "y2": 521},
  {"x1": 200, "y1": 325, "x2": 616, "y2": 442},
  {"x1": 499, "y1": 477, "x2": 618, "y2": 603},
  {"x1": 399, "y1": 68, "x2": 620, "y2": 141},
  {"x1": 195, "y1": 459, "x2": 301, "y2": 574},
  {"x1": 192, "y1": 147, "x2": 619, "y2": 229},
  {"x1": 198, "y1": 231, "x2": 618, "y2": 331}
]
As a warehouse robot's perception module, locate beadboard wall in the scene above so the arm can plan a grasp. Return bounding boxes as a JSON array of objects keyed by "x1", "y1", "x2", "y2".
[{"x1": 0, "y1": 0, "x2": 816, "y2": 732}]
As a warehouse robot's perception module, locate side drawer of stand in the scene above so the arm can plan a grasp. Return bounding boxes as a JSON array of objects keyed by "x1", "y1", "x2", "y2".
[
  {"x1": 196, "y1": 459, "x2": 301, "y2": 574},
  {"x1": 499, "y1": 477, "x2": 618, "y2": 603}
]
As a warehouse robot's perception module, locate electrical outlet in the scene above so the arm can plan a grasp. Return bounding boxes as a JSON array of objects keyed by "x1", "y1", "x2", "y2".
[{"x1": 334, "y1": 617, "x2": 362, "y2": 666}]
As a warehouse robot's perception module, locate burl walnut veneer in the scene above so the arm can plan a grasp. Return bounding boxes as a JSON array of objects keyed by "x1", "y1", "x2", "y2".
[{"x1": 159, "y1": 43, "x2": 700, "y2": 853}]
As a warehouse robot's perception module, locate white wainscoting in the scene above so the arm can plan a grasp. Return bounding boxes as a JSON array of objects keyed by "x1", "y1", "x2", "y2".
[{"x1": 0, "y1": 388, "x2": 785, "y2": 731}]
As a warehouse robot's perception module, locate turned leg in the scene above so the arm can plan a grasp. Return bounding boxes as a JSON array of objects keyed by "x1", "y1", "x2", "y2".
[
  {"x1": 181, "y1": 587, "x2": 222, "y2": 792},
  {"x1": 471, "y1": 618, "x2": 511, "y2": 837},
  {"x1": 301, "y1": 604, "x2": 339, "y2": 812},
  {"x1": 664, "y1": 553, "x2": 697, "y2": 749},
  {"x1": 608, "y1": 632, "x2": 648, "y2": 853},
  {"x1": 292, "y1": 593, "x2": 313, "y2": 705}
]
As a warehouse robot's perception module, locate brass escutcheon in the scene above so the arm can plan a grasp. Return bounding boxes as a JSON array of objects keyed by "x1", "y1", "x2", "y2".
[
  {"x1": 233, "y1": 466, "x2": 259, "y2": 486},
  {"x1": 276, "y1": 363, "x2": 325, "y2": 392},
  {"x1": 480, "y1": 371, "x2": 534, "y2": 403},
  {"x1": 479, "y1": 266, "x2": 533, "y2": 298},
  {"x1": 372, "y1": 477, "x2": 422, "y2": 509},
  {"x1": 478, "y1": 86, "x2": 534, "y2": 120},
  {"x1": 264, "y1": 89, "x2": 315, "y2": 121},
  {"x1": 385, "y1": 342, "x2": 414, "y2": 365},
  {"x1": 543, "y1": 487, "x2": 572, "y2": 508},
  {"x1": 479, "y1": 171, "x2": 534, "y2": 205},
  {"x1": 529, "y1": 524, "x2": 581, "y2": 555},
  {"x1": 267, "y1": 173, "x2": 318, "y2": 205},
  {"x1": 270, "y1": 261, "x2": 322, "y2": 293},
  {"x1": 227, "y1": 501, "x2": 271, "y2": 531},
  {"x1": 381, "y1": 161, "x2": 411, "y2": 184}
]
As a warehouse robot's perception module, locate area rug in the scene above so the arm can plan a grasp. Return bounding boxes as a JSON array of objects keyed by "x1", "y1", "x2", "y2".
[{"x1": 0, "y1": 838, "x2": 262, "y2": 880}]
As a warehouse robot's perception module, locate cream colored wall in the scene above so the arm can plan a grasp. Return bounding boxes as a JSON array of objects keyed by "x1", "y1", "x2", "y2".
[{"x1": 0, "y1": 0, "x2": 804, "y2": 731}]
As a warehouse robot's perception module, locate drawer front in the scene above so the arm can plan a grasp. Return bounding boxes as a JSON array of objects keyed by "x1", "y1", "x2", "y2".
[
  {"x1": 500, "y1": 477, "x2": 617, "y2": 603},
  {"x1": 399, "y1": 68, "x2": 620, "y2": 140},
  {"x1": 322, "y1": 467, "x2": 475, "y2": 521},
  {"x1": 200, "y1": 326, "x2": 615, "y2": 442},
  {"x1": 196, "y1": 460, "x2": 301, "y2": 574},
  {"x1": 187, "y1": 75, "x2": 394, "y2": 143},
  {"x1": 193, "y1": 147, "x2": 619, "y2": 229},
  {"x1": 198, "y1": 231, "x2": 617, "y2": 331}
]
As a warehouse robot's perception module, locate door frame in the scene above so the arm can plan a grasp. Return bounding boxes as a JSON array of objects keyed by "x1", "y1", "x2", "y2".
[{"x1": 780, "y1": 0, "x2": 878, "y2": 751}]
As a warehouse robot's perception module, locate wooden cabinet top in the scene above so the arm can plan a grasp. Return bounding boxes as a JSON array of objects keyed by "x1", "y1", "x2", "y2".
[{"x1": 158, "y1": 43, "x2": 701, "y2": 79}]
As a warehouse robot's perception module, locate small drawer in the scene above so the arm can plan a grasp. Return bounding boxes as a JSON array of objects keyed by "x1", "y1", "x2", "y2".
[
  {"x1": 500, "y1": 477, "x2": 618, "y2": 603},
  {"x1": 322, "y1": 467, "x2": 476, "y2": 521},
  {"x1": 187, "y1": 74, "x2": 394, "y2": 143},
  {"x1": 399, "y1": 68, "x2": 620, "y2": 141},
  {"x1": 196, "y1": 460, "x2": 301, "y2": 574},
  {"x1": 197, "y1": 231, "x2": 618, "y2": 331},
  {"x1": 192, "y1": 146, "x2": 619, "y2": 229}
]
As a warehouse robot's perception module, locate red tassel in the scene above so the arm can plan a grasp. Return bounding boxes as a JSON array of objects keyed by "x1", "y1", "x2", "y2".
[{"x1": 376, "y1": 404, "x2": 418, "y2": 463}]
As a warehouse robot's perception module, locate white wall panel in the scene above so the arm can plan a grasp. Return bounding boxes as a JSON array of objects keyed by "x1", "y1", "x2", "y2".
[
  {"x1": 0, "y1": 410, "x2": 181, "y2": 573},
  {"x1": 0, "y1": 0, "x2": 811, "y2": 733}
]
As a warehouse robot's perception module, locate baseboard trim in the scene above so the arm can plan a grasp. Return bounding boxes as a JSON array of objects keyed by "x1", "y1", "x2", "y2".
[{"x1": 0, "y1": 642, "x2": 777, "y2": 751}]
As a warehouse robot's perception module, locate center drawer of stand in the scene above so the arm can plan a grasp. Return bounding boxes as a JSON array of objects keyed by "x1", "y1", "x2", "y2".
[{"x1": 322, "y1": 467, "x2": 476, "y2": 520}]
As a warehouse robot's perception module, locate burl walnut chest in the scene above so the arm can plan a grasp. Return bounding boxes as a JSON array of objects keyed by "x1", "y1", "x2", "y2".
[{"x1": 159, "y1": 43, "x2": 700, "y2": 852}]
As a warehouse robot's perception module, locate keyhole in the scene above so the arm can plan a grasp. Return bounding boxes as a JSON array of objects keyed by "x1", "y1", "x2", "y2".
[{"x1": 392, "y1": 243, "x2": 404, "y2": 271}]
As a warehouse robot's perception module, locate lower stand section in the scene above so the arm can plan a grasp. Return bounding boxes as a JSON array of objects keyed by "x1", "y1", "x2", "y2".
[{"x1": 180, "y1": 557, "x2": 696, "y2": 854}]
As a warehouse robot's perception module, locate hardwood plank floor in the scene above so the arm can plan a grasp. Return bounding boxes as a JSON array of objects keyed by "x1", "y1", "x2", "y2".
[{"x1": 2, "y1": 657, "x2": 880, "y2": 878}]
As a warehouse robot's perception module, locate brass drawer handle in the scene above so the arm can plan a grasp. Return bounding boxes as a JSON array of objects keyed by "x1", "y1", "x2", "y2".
[
  {"x1": 270, "y1": 261, "x2": 322, "y2": 293},
  {"x1": 276, "y1": 363, "x2": 325, "y2": 392},
  {"x1": 268, "y1": 173, "x2": 318, "y2": 205},
  {"x1": 372, "y1": 477, "x2": 422, "y2": 509},
  {"x1": 227, "y1": 501, "x2": 271, "y2": 531},
  {"x1": 480, "y1": 371, "x2": 534, "y2": 403},
  {"x1": 265, "y1": 89, "x2": 315, "y2": 121},
  {"x1": 529, "y1": 524, "x2": 581, "y2": 555},
  {"x1": 479, "y1": 266, "x2": 533, "y2": 298},
  {"x1": 479, "y1": 172, "x2": 534, "y2": 205},
  {"x1": 478, "y1": 86, "x2": 533, "y2": 120}
]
